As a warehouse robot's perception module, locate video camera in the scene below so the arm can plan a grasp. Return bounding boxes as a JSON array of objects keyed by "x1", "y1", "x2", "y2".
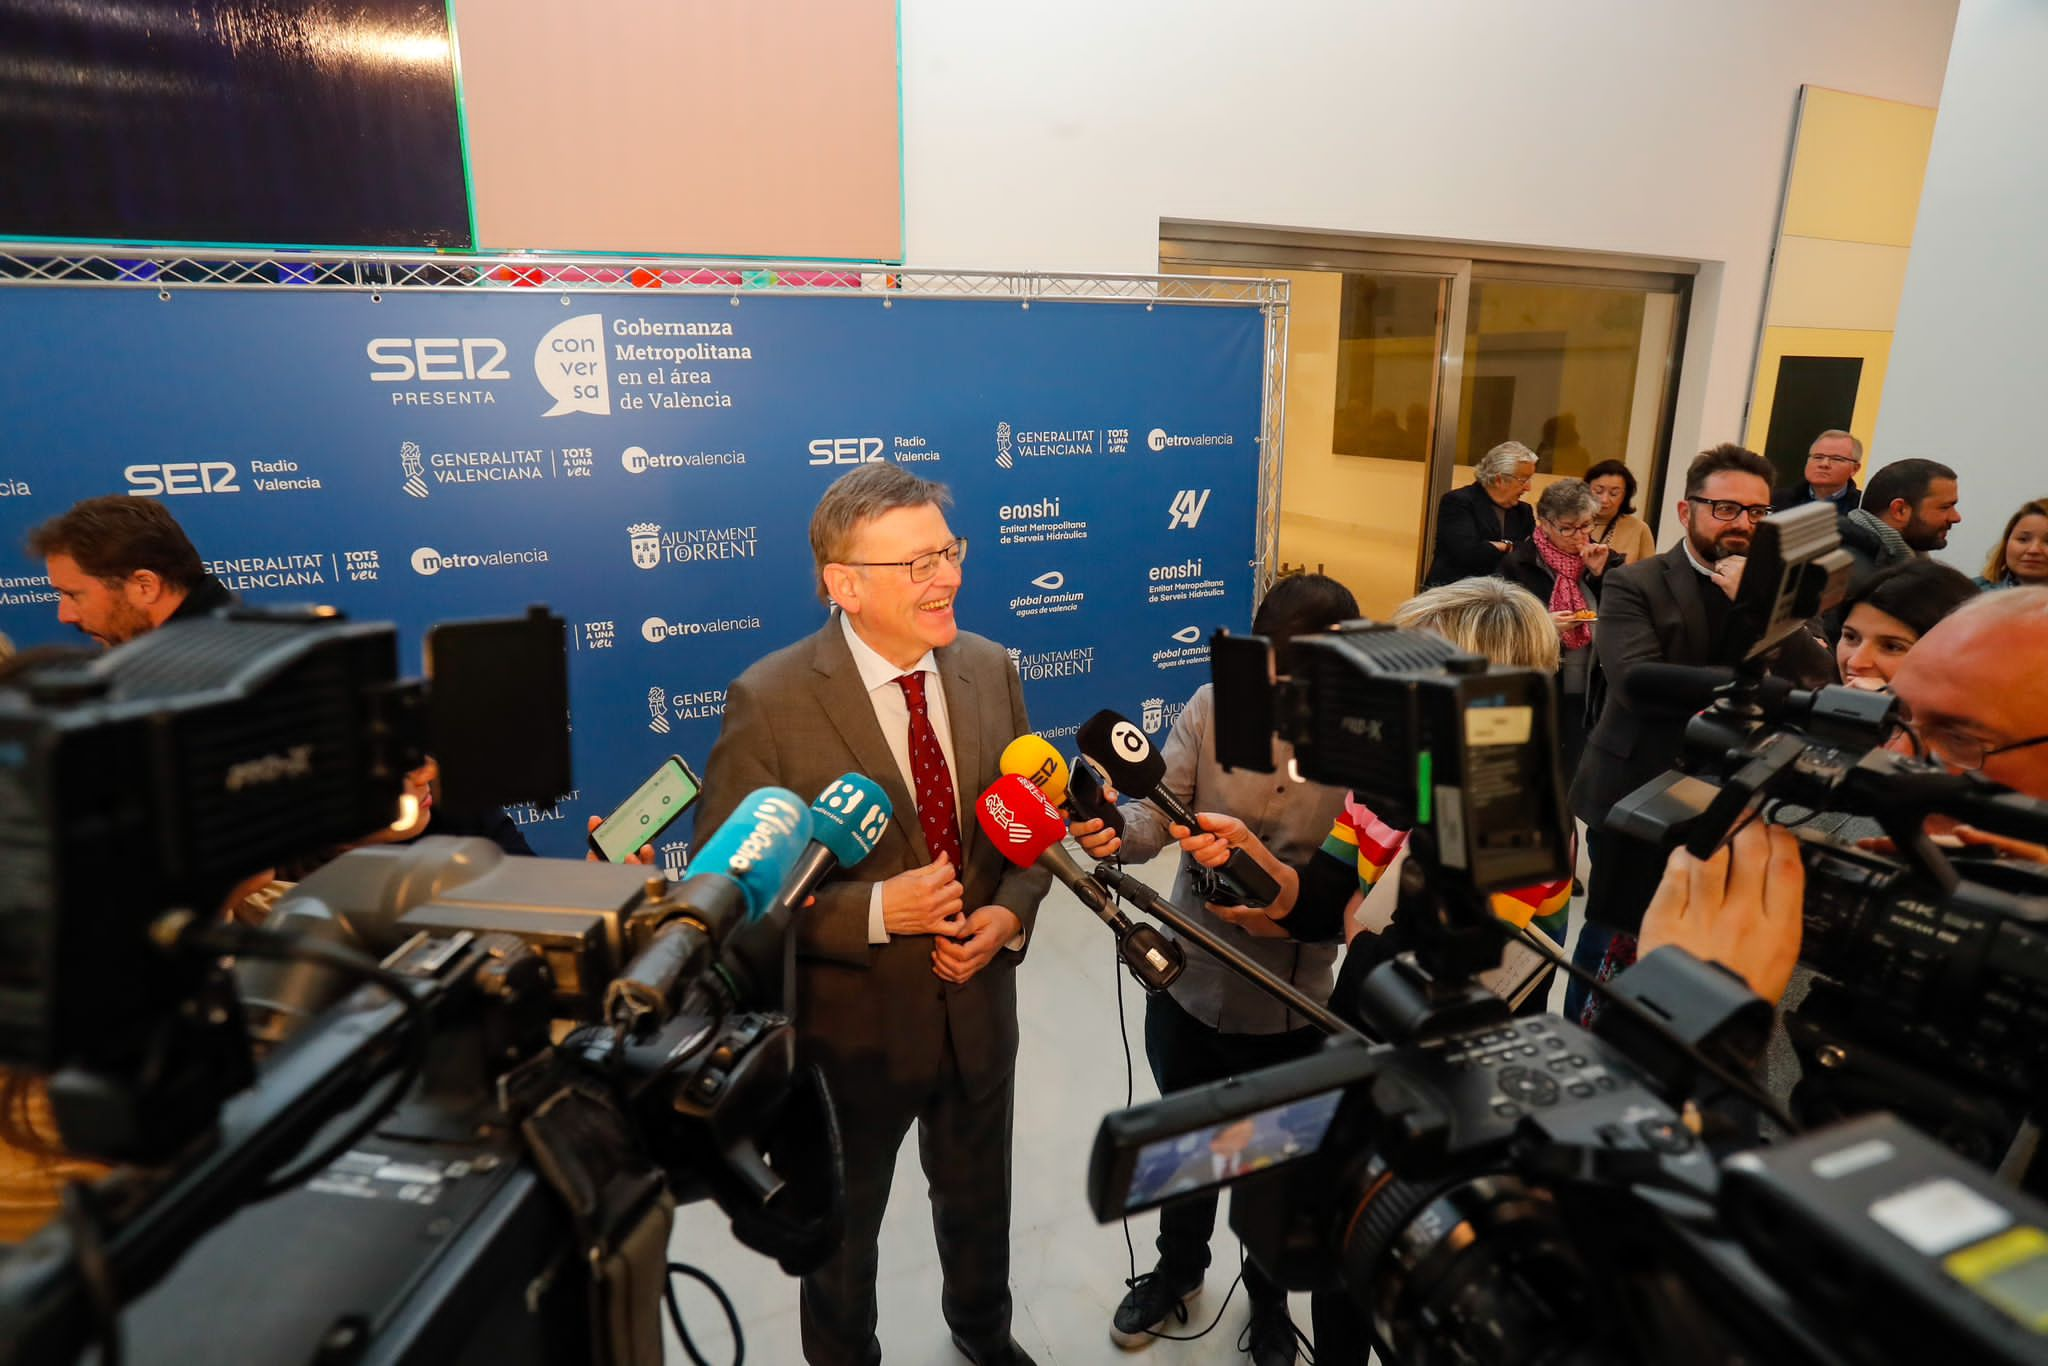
[
  {"x1": 1082, "y1": 537, "x2": 2048, "y2": 1363},
  {"x1": 0, "y1": 605, "x2": 845, "y2": 1365}
]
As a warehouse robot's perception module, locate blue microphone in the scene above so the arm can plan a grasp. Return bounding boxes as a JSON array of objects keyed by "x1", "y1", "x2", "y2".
[
  {"x1": 606, "y1": 787, "x2": 810, "y2": 1034},
  {"x1": 773, "y1": 774, "x2": 895, "y2": 918},
  {"x1": 699, "y1": 775, "x2": 895, "y2": 1015}
]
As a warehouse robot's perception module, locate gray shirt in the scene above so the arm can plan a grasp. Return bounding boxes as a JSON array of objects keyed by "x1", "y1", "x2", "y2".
[{"x1": 1119, "y1": 684, "x2": 1350, "y2": 1033}]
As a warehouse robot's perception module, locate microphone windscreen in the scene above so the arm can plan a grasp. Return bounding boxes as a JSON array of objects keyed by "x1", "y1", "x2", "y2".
[
  {"x1": 999, "y1": 734, "x2": 1071, "y2": 806},
  {"x1": 809, "y1": 773, "x2": 894, "y2": 868},
  {"x1": 1077, "y1": 709, "x2": 1167, "y2": 792},
  {"x1": 974, "y1": 773, "x2": 1068, "y2": 868},
  {"x1": 693, "y1": 787, "x2": 812, "y2": 920}
]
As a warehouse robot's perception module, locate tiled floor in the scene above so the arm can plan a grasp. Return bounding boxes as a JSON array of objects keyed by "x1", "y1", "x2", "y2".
[{"x1": 666, "y1": 847, "x2": 1586, "y2": 1364}]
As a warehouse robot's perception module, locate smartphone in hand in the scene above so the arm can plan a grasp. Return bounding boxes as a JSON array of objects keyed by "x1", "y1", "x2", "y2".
[{"x1": 588, "y1": 755, "x2": 702, "y2": 862}]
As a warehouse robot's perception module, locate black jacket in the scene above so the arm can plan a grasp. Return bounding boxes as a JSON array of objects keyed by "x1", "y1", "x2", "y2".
[
  {"x1": 167, "y1": 573, "x2": 236, "y2": 624},
  {"x1": 1426, "y1": 481, "x2": 1535, "y2": 586},
  {"x1": 1493, "y1": 536, "x2": 1623, "y2": 608},
  {"x1": 1771, "y1": 478, "x2": 1859, "y2": 514}
]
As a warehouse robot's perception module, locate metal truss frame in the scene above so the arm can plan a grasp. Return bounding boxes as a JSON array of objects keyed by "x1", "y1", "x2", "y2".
[{"x1": 0, "y1": 244, "x2": 1290, "y2": 584}]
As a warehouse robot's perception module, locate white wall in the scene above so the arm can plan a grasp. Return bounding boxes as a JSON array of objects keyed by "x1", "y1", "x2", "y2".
[
  {"x1": 1875, "y1": 0, "x2": 2048, "y2": 576},
  {"x1": 900, "y1": 0, "x2": 1956, "y2": 515}
]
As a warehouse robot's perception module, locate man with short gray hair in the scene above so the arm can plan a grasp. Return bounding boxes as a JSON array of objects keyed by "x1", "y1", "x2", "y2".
[
  {"x1": 1424, "y1": 440, "x2": 1538, "y2": 585},
  {"x1": 1773, "y1": 429, "x2": 1864, "y2": 514},
  {"x1": 695, "y1": 463, "x2": 1049, "y2": 1366}
]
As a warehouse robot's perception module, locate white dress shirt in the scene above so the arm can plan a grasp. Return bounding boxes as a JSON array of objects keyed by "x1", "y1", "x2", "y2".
[{"x1": 839, "y1": 611, "x2": 961, "y2": 944}]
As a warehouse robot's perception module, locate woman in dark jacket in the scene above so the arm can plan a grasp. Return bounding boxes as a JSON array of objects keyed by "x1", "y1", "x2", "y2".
[
  {"x1": 1494, "y1": 477, "x2": 1620, "y2": 778},
  {"x1": 1423, "y1": 440, "x2": 1537, "y2": 585}
]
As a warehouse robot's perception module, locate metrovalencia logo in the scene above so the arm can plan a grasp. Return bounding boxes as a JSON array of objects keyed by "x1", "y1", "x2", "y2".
[{"x1": 409, "y1": 545, "x2": 550, "y2": 577}]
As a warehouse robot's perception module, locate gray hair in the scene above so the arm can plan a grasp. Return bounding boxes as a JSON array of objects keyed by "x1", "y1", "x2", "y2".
[
  {"x1": 1392, "y1": 577, "x2": 1561, "y2": 673},
  {"x1": 809, "y1": 464, "x2": 953, "y2": 602},
  {"x1": 1536, "y1": 478, "x2": 1598, "y2": 525},
  {"x1": 1475, "y1": 441, "x2": 1537, "y2": 487},
  {"x1": 1811, "y1": 429, "x2": 1864, "y2": 462}
]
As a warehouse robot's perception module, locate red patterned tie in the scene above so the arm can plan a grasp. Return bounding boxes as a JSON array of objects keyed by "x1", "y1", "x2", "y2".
[{"x1": 895, "y1": 673, "x2": 962, "y2": 870}]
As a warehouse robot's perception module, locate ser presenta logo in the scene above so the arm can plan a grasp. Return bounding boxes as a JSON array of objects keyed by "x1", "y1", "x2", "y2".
[
  {"x1": 367, "y1": 337, "x2": 511, "y2": 383},
  {"x1": 1168, "y1": 489, "x2": 1211, "y2": 530}
]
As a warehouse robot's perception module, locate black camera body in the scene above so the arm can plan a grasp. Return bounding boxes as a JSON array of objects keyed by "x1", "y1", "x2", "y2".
[{"x1": 1087, "y1": 583, "x2": 2048, "y2": 1364}]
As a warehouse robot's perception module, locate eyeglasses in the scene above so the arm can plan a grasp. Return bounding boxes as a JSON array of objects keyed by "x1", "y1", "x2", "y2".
[
  {"x1": 1808, "y1": 454, "x2": 1860, "y2": 467},
  {"x1": 842, "y1": 536, "x2": 968, "y2": 582},
  {"x1": 1547, "y1": 520, "x2": 1593, "y2": 536},
  {"x1": 1891, "y1": 712, "x2": 2048, "y2": 772},
  {"x1": 1696, "y1": 500, "x2": 1773, "y2": 523}
]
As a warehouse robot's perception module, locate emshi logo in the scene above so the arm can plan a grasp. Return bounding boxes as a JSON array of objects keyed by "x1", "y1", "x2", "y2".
[
  {"x1": 1172, "y1": 626, "x2": 1202, "y2": 644},
  {"x1": 401, "y1": 442, "x2": 429, "y2": 498},
  {"x1": 630, "y1": 523, "x2": 662, "y2": 570},
  {"x1": 1031, "y1": 570, "x2": 1065, "y2": 591},
  {"x1": 995, "y1": 422, "x2": 1013, "y2": 470},
  {"x1": 1168, "y1": 488, "x2": 1211, "y2": 530},
  {"x1": 536, "y1": 313, "x2": 610, "y2": 417},
  {"x1": 648, "y1": 687, "x2": 671, "y2": 734}
]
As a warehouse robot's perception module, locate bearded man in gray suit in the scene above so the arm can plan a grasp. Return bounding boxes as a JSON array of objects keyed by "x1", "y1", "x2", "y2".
[{"x1": 694, "y1": 464, "x2": 1049, "y2": 1366}]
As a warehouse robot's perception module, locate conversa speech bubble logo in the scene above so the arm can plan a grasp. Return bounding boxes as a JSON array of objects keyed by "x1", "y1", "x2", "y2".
[{"x1": 536, "y1": 314, "x2": 610, "y2": 417}]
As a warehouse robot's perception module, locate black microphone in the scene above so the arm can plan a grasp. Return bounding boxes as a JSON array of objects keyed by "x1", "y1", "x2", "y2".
[
  {"x1": 1077, "y1": 709, "x2": 1281, "y2": 908},
  {"x1": 1620, "y1": 664, "x2": 1796, "y2": 718},
  {"x1": 1066, "y1": 751, "x2": 1126, "y2": 837},
  {"x1": 699, "y1": 775, "x2": 895, "y2": 1014}
]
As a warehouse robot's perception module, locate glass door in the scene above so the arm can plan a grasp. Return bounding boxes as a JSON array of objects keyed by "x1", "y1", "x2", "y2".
[
  {"x1": 1165, "y1": 230, "x2": 1690, "y2": 615},
  {"x1": 1164, "y1": 248, "x2": 1469, "y2": 619}
]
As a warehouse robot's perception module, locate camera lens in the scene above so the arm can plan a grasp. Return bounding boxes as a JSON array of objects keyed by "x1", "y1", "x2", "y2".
[{"x1": 1338, "y1": 1156, "x2": 1597, "y2": 1365}]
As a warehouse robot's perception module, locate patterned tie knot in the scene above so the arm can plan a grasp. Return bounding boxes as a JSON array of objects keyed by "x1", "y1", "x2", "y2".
[{"x1": 896, "y1": 673, "x2": 926, "y2": 710}]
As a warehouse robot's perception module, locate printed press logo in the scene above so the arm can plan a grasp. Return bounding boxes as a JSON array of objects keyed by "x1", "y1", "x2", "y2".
[
  {"x1": 1154, "y1": 625, "x2": 1211, "y2": 672},
  {"x1": 630, "y1": 523, "x2": 662, "y2": 571},
  {"x1": 124, "y1": 460, "x2": 321, "y2": 496},
  {"x1": 1010, "y1": 570, "x2": 1084, "y2": 619},
  {"x1": 995, "y1": 422, "x2": 1013, "y2": 470},
  {"x1": 648, "y1": 687, "x2": 671, "y2": 734},
  {"x1": 623, "y1": 445, "x2": 746, "y2": 474},
  {"x1": 401, "y1": 442, "x2": 429, "y2": 498},
  {"x1": 997, "y1": 496, "x2": 1088, "y2": 546},
  {"x1": 1148, "y1": 428, "x2": 1236, "y2": 451},
  {"x1": 1142, "y1": 698, "x2": 1190, "y2": 735},
  {"x1": 537, "y1": 313, "x2": 611, "y2": 417},
  {"x1": 409, "y1": 545, "x2": 550, "y2": 577},
  {"x1": 1168, "y1": 489, "x2": 1211, "y2": 530},
  {"x1": 1010, "y1": 646, "x2": 1095, "y2": 681},
  {"x1": 641, "y1": 614, "x2": 762, "y2": 643},
  {"x1": 1147, "y1": 556, "x2": 1227, "y2": 607}
]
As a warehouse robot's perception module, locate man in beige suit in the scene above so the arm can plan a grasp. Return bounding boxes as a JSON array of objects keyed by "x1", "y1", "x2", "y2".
[{"x1": 694, "y1": 464, "x2": 1049, "y2": 1366}]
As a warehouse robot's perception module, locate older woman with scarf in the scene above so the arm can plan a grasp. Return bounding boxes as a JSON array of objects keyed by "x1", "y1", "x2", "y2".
[{"x1": 1494, "y1": 478, "x2": 1620, "y2": 778}]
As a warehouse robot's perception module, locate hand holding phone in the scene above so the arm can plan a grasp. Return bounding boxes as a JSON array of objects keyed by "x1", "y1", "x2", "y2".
[{"x1": 587, "y1": 756, "x2": 702, "y2": 864}]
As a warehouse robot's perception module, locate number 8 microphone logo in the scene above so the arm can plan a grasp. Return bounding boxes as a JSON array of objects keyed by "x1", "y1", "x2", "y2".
[{"x1": 1110, "y1": 721, "x2": 1151, "y2": 762}]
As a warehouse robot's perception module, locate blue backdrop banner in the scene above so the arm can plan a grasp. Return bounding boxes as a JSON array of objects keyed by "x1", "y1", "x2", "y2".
[{"x1": 0, "y1": 280, "x2": 1266, "y2": 860}]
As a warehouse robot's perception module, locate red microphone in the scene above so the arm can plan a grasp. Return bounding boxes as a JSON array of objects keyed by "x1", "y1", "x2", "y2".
[{"x1": 975, "y1": 775, "x2": 1181, "y2": 989}]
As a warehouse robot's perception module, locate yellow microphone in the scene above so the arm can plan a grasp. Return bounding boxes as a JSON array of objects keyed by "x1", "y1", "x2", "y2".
[{"x1": 999, "y1": 733, "x2": 1070, "y2": 806}]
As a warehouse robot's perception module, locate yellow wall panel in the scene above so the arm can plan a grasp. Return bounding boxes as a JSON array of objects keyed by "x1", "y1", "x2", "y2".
[
  {"x1": 1781, "y1": 86, "x2": 1937, "y2": 247},
  {"x1": 1744, "y1": 326, "x2": 1895, "y2": 459},
  {"x1": 1765, "y1": 236, "x2": 1912, "y2": 331}
]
